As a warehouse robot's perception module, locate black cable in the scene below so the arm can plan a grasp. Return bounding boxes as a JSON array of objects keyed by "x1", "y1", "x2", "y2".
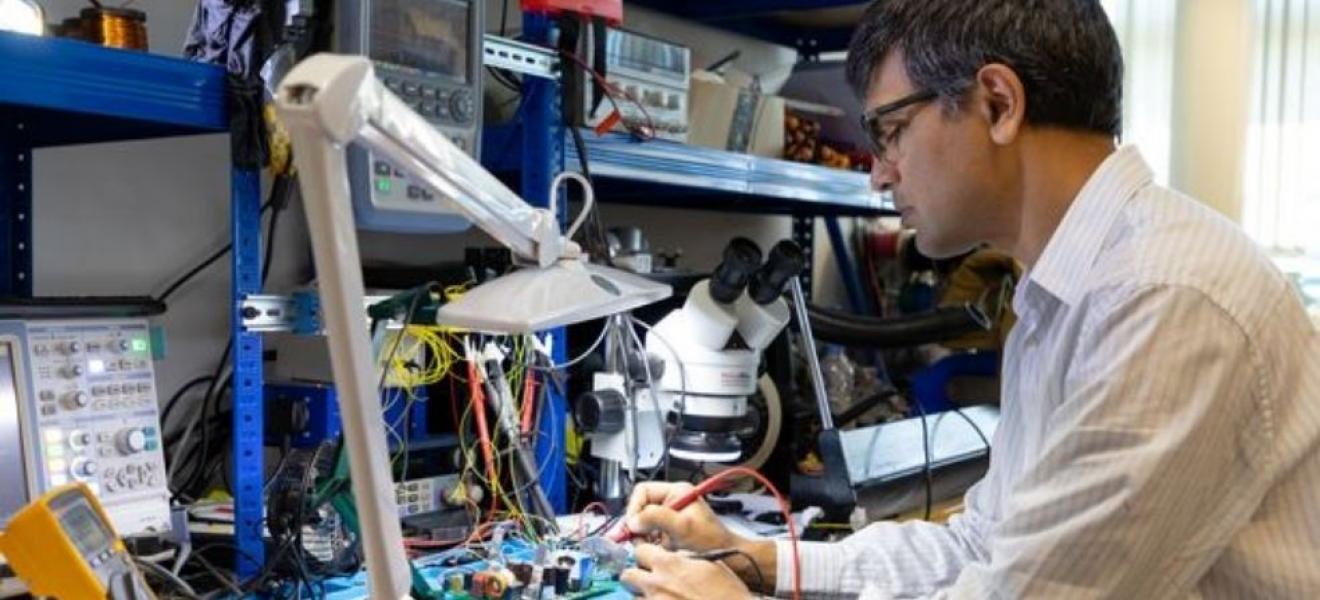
[
  {"x1": 155, "y1": 199, "x2": 276, "y2": 304},
  {"x1": 951, "y1": 407, "x2": 991, "y2": 453},
  {"x1": 168, "y1": 345, "x2": 231, "y2": 501},
  {"x1": 161, "y1": 375, "x2": 216, "y2": 445},
  {"x1": 567, "y1": 99, "x2": 612, "y2": 264},
  {"x1": 172, "y1": 175, "x2": 293, "y2": 499},
  {"x1": 914, "y1": 399, "x2": 933, "y2": 521},
  {"x1": 715, "y1": 549, "x2": 767, "y2": 594}
]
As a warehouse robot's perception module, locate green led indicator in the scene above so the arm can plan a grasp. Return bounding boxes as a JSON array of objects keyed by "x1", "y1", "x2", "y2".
[
  {"x1": 375, "y1": 178, "x2": 392, "y2": 193},
  {"x1": 132, "y1": 339, "x2": 148, "y2": 352}
]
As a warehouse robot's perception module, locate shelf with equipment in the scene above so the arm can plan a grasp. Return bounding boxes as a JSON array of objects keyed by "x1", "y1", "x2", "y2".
[
  {"x1": 485, "y1": 127, "x2": 891, "y2": 217},
  {"x1": 0, "y1": 30, "x2": 267, "y2": 575}
]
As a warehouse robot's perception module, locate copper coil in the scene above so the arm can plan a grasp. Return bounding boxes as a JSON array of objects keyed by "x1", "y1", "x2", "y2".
[{"x1": 79, "y1": 7, "x2": 148, "y2": 51}]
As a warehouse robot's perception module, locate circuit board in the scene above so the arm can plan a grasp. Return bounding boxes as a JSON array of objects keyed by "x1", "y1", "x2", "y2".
[{"x1": 314, "y1": 538, "x2": 633, "y2": 599}]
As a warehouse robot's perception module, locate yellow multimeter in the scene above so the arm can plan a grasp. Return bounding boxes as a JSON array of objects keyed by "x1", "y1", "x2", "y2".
[{"x1": 0, "y1": 483, "x2": 155, "y2": 600}]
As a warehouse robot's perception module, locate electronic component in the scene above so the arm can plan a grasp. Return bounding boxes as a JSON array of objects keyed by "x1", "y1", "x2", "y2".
[
  {"x1": 0, "y1": 483, "x2": 153, "y2": 600},
  {"x1": 264, "y1": 381, "x2": 428, "y2": 448},
  {"x1": 394, "y1": 474, "x2": 463, "y2": 517},
  {"x1": 584, "y1": 28, "x2": 691, "y2": 142},
  {"x1": 0, "y1": 318, "x2": 169, "y2": 537},
  {"x1": 336, "y1": 0, "x2": 485, "y2": 232}
]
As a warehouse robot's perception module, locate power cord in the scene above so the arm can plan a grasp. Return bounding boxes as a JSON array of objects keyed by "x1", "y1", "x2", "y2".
[{"x1": 914, "y1": 398, "x2": 934, "y2": 521}]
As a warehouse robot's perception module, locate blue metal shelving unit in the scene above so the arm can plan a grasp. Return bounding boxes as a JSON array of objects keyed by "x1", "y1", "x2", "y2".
[{"x1": 0, "y1": 31, "x2": 266, "y2": 574}]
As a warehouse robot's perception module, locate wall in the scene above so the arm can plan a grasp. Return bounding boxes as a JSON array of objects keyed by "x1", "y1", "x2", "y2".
[
  {"x1": 1169, "y1": 0, "x2": 1255, "y2": 221},
  {"x1": 29, "y1": 1, "x2": 859, "y2": 403}
]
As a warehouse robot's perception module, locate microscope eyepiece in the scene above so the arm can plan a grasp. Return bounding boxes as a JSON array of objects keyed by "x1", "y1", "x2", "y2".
[
  {"x1": 709, "y1": 237, "x2": 763, "y2": 304},
  {"x1": 748, "y1": 240, "x2": 804, "y2": 304}
]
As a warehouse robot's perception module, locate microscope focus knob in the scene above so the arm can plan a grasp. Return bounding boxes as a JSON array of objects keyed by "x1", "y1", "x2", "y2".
[{"x1": 575, "y1": 389, "x2": 626, "y2": 434}]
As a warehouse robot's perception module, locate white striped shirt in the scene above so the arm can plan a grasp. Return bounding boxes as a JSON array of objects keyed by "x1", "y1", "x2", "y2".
[{"x1": 776, "y1": 146, "x2": 1320, "y2": 599}]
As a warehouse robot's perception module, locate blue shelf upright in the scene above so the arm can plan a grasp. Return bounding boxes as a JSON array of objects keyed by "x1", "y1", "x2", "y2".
[
  {"x1": 521, "y1": 11, "x2": 569, "y2": 514},
  {"x1": 230, "y1": 168, "x2": 265, "y2": 576}
]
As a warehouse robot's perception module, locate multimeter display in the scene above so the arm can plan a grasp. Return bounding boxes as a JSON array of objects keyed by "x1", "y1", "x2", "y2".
[
  {"x1": 60, "y1": 499, "x2": 114, "y2": 559},
  {"x1": 370, "y1": 0, "x2": 470, "y2": 81}
]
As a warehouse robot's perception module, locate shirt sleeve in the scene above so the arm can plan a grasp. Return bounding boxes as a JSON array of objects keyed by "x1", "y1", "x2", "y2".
[
  {"x1": 773, "y1": 478, "x2": 994, "y2": 598},
  {"x1": 928, "y1": 284, "x2": 1271, "y2": 598}
]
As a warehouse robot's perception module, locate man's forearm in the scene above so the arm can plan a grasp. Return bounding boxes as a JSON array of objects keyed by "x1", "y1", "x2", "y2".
[{"x1": 728, "y1": 538, "x2": 778, "y2": 594}]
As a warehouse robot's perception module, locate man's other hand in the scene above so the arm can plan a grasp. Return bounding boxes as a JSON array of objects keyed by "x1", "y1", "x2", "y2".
[{"x1": 622, "y1": 544, "x2": 753, "y2": 600}]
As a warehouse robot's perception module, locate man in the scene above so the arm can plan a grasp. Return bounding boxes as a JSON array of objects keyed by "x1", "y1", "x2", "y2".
[{"x1": 619, "y1": 1, "x2": 1320, "y2": 598}]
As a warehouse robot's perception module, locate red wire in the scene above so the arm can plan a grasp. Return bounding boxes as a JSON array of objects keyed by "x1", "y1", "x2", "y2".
[
  {"x1": 560, "y1": 49, "x2": 658, "y2": 141},
  {"x1": 520, "y1": 370, "x2": 537, "y2": 437},
  {"x1": 468, "y1": 361, "x2": 497, "y2": 485}
]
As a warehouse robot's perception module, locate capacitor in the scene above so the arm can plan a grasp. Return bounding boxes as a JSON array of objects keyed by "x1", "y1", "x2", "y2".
[
  {"x1": 552, "y1": 566, "x2": 570, "y2": 595},
  {"x1": 447, "y1": 573, "x2": 466, "y2": 592},
  {"x1": 509, "y1": 562, "x2": 534, "y2": 586}
]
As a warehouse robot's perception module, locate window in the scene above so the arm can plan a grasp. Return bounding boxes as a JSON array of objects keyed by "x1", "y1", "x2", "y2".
[
  {"x1": 1242, "y1": 0, "x2": 1320, "y2": 257},
  {"x1": 1102, "y1": 0, "x2": 1179, "y2": 185}
]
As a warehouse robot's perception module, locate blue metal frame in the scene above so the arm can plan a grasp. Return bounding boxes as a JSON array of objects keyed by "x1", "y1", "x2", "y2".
[
  {"x1": 825, "y1": 216, "x2": 874, "y2": 315},
  {"x1": 0, "y1": 32, "x2": 227, "y2": 147},
  {"x1": 230, "y1": 168, "x2": 265, "y2": 577},
  {"x1": 521, "y1": 11, "x2": 568, "y2": 514},
  {"x1": 0, "y1": 32, "x2": 229, "y2": 296},
  {"x1": 0, "y1": 124, "x2": 32, "y2": 297}
]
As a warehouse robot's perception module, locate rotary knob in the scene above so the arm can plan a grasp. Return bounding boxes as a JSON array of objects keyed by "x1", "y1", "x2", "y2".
[
  {"x1": 64, "y1": 391, "x2": 90, "y2": 409},
  {"x1": 450, "y1": 90, "x2": 475, "y2": 123},
  {"x1": 63, "y1": 364, "x2": 84, "y2": 378},
  {"x1": 574, "y1": 389, "x2": 626, "y2": 434},
  {"x1": 63, "y1": 341, "x2": 82, "y2": 355},
  {"x1": 72, "y1": 457, "x2": 98, "y2": 477},
  {"x1": 69, "y1": 430, "x2": 93, "y2": 448},
  {"x1": 116, "y1": 428, "x2": 147, "y2": 455}
]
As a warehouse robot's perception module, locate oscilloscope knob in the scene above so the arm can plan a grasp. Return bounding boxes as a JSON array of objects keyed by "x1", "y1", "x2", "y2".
[
  {"x1": 450, "y1": 90, "x2": 475, "y2": 123},
  {"x1": 116, "y1": 429, "x2": 147, "y2": 455}
]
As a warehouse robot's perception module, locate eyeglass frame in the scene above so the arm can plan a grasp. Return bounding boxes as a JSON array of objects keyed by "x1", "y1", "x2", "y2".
[{"x1": 859, "y1": 89, "x2": 940, "y2": 164}]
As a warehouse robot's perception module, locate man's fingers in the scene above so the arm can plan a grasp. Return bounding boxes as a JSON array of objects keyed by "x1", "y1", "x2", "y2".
[
  {"x1": 633, "y1": 543, "x2": 680, "y2": 570},
  {"x1": 620, "y1": 567, "x2": 660, "y2": 596},
  {"x1": 627, "y1": 505, "x2": 684, "y2": 540},
  {"x1": 625, "y1": 482, "x2": 694, "y2": 517}
]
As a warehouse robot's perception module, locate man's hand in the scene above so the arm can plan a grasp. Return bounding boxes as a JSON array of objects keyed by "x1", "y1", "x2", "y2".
[
  {"x1": 623, "y1": 482, "x2": 738, "y2": 551},
  {"x1": 622, "y1": 481, "x2": 779, "y2": 593},
  {"x1": 621, "y1": 544, "x2": 753, "y2": 600}
]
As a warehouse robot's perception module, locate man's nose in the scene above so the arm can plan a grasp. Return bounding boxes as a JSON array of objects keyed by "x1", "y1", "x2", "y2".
[{"x1": 870, "y1": 159, "x2": 897, "y2": 193}]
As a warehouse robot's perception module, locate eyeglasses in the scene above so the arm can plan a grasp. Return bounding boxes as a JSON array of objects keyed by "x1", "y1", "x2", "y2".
[{"x1": 859, "y1": 90, "x2": 938, "y2": 164}]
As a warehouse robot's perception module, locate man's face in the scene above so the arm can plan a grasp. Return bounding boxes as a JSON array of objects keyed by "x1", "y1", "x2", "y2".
[{"x1": 864, "y1": 51, "x2": 1005, "y2": 258}]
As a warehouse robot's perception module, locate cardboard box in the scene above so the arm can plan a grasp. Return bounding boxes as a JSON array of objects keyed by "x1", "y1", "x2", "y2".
[{"x1": 687, "y1": 71, "x2": 784, "y2": 158}]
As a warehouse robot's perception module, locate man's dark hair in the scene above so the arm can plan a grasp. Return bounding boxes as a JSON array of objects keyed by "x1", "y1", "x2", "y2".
[{"x1": 846, "y1": 0, "x2": 1124, "y2": 137}]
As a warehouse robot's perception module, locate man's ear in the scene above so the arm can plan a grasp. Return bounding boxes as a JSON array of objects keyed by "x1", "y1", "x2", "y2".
[{"x1": 975, "y1": 63, "x2": 1026, "y2": 145}]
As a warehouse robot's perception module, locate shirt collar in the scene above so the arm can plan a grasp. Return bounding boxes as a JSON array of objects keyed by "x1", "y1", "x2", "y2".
[{"x1": 1025, "y1": 145, "x2": 1154, "y2": 306}]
